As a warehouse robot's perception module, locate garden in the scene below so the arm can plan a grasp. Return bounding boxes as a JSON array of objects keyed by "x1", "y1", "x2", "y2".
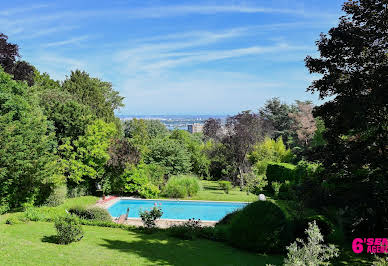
[{"x1": 1, "y1": 0, "x2": 387, "y2": 265}]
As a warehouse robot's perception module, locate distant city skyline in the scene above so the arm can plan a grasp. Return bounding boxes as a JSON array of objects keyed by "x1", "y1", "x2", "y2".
[{"x1": 2, "y1": 0, "x2": 344, "y2": 114}]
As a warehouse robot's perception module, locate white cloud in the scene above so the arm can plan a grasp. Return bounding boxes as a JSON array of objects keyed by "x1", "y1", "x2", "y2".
[
  {"x1": 0, "y1": 4, "x2": 49, "y2": 16},
  {"x1": 43, "y1": 35, "x2": 90, "y2": 47}
]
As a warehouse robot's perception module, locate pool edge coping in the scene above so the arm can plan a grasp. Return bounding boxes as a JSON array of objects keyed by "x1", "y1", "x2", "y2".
[{"x1": 95, "y1": 196, "x2": 251, "y2": 225}]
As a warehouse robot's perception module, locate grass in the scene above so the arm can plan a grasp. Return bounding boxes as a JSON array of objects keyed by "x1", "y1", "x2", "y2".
[
  {"x1": 173, "y1": 180, "x2": 258, "y2": 202},
  {"x1": 0, "y1": 221, "x2": 283, "y2": 266},
  {"x1": 0, "y1": 196, "x2": 98, "y2": 223}
]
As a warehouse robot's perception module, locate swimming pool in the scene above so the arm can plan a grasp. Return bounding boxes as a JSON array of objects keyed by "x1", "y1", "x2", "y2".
[{"x1": 108, "y1": 199, "x2": 247, "y2": 221}]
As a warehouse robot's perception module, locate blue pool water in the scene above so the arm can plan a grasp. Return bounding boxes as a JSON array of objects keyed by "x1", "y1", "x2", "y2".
[{"x1": 108, "y1": 199, "x2": 247, "y2": 221}]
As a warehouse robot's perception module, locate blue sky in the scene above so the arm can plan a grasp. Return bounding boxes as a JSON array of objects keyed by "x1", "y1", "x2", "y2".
[{"x1": 1, "y1": 1, "x2": 344, "y2": 115}]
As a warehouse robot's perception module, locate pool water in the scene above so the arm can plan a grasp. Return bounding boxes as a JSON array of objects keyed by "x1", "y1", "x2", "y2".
[{"x1": 108, "y1": 199, "x2": 247, "y2": 221}]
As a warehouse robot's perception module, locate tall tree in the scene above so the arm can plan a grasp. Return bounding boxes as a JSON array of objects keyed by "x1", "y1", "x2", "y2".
[
  {"x1": 288, "y1": 101, "x2": 317, "y2": 146},
  {"x1": 259, "y1": 97, "x2": 296, "y2": 145},
  {"x1": 33, "y1": 71, "x2": 94, "y2": 143},
  {"x1": 0, "y1": 33, "x2": 34, "y2": 85},
  {"x1": 223, "y1": 111, "x2": 272, "y2": 186},
  {"x1": 203, "y1": 118, "x2": 222, "y2": 141},
  {"x1": 305, "y1": 0, "x2": 388, "y2": 234},
  {"x1": 0, "y1": 69, "x2": 61, "y2": 208},
  {"x1": 62, "y1": 70, "x2": 124, "y2": 123}
]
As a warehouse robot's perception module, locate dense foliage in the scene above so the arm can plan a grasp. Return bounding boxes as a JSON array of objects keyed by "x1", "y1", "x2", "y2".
[
  {"x1": 305, "y1": 0, "x2": 388, "y2": 235},
  {"x1": 163, "y1": 175, "x2": 201, "y2": 198},
  {"x1": 54, "y1": 215, "x2": 84, "y2": 244},
  {"x1": 220, "y1": 200, "x2": 292, "y2": 253},
  {"x1": 0, "y1": 69, "x2": 62, "y2": 208}
]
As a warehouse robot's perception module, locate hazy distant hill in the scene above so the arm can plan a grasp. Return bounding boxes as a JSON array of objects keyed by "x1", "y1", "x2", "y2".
[{"x1": 117, "y1": 114, "x2": 227, "y2": 130}]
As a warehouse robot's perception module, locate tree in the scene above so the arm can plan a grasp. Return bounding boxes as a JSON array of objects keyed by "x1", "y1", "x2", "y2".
[
  {"x1": 60, "y1": 119, "x2": 117, "y2": 192},
  {"x1": 143, "y1": 119, "x2": 169, "y2": 138},
  {"x1": 0, "y1": 33, "x2": 34, "y2": 85},
  {"x1": 33, "y1": 71, "x2": 94, "y2": 143},
  {"x1": 123, "y1": 118, "x2": 150, "y2": 156},
  {"x1": 169, "y1": 129, "x2": 210, "y2": 177},
  {"x1": 145, "y1": 138, "x2": 192, "y2": 175},
  {"x1": 0, "y1": 68, "x2": 62, "y2": 208},
  {"x1": 203, "y1": 118, "x2": 222, "y2": 141},
  {"x1": 259, "y1": 97, "x2": 296, "y2": 145},
  {"x1": 62, "y1": 70, "x2": 124, "y2": 123},
  {"x1": 305, "y1": 0, "x2": 388, "y2": 235},
  {"x1": 223, "y1": 111, "x2": 272, "y2": 186},
  {"x1": 288, "y1": 101, "x2": 317, "y2": 146}
]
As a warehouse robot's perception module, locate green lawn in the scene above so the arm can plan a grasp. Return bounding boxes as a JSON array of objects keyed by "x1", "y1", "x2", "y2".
[
  {"x1": 0, "y1": 222, "x2": 283, "y2": 266},
  {"x1": 173, "y1": 180, "x2": 258, "y2": 202}
]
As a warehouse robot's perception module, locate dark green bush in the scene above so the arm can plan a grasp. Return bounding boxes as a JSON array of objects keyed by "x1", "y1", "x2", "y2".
[
  {"x1": 266, "y1": 162, "x2": 297, "y2": 183},
  {"x1": 216, "y1": 210, "x2": 241, "y2": 226},
  {"x1": 54, "y1": 215, "x2": 84, "y2": 244},
  {"x1": 223, "y1": 200, "x2": 293, "y2": 253},
  {"x1": 294, "y1": 215, "x2": 334, "y2": 241},
  {"x1": 68, "y1": 206, "x2": 111, "y2": 221},
  {"x1": 168, "y1": 218, "x2": 202, "y2": 240},
  {"x1": 163, "y1": 175, "x2": 201, "y2": 198},
  {"x1": 45, "y1": 185, "x2": 67, "y2": 207}
]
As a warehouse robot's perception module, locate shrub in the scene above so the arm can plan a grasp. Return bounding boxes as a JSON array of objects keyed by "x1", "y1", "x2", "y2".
[
  {"x1": 278, "y1": 180, "x2": 296, "y2": 200},
  {"x1": 217, "y1": 210, "x2": 241, "y2": 226},
  {"x1": 294, "y1": 215, "x2": 334, "y2": 241},
  {"x1": 163, "y1": 175, "x2": 201, "y2": 198},
  {"x1": 284, "y1": 221, "x2": 339, "y2": 266},
  {"x1": 271, "y1": 181, "x2": 282, "y2": 198},
  {"x1": 139, "y1": 205, "x2": 163, "y2": 229},
  {"x1": 224, "y1": 200, "x2": 292, "y2": 253},
  {"x1": 168, "y1": 218, "x2": 203, "y2": 240},
  {"x1": 67, "y1": 186, "x2": 88, "y2": 198},
  {"x1": 5, "y1": 215, "x2": 26, "y2": 225},
  {"x1": 68, "y1": 206, "x2": 111, "y2": 221},
  {"x1": 45, "y1": 185, "x2": 67, "y2": 207},
  {"x1": 121, "y1": 166, "x2": 160, "y2": 198},
  {"x1": 371, "y1": 255, "x2": 388, "y2": 266},
  {"x1": 218, "y1": 181, "x2": 232, "y2": 194},
  {"x1": 54, "y1": 215, "x2": 84, "y2": 244},
  {"x1": 295, "y1": 160, "x2": 323, "y2": 182},
  {"x1": 24, "y1": 207, "x2": 46, "y2": 221},
  {"x1": 266, "y1": 162, "x2": 297, "y2": 183},
  {"x1": 0, "y1": 204, "x2": 9, "y2": 215}
]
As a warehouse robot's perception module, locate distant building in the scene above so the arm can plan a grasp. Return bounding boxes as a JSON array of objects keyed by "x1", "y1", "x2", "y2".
[{"x1": 187, "y1": 123, "x2": 204, "y2": 134}]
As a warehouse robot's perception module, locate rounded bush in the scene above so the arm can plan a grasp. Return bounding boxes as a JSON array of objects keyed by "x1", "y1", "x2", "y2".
[
  {"x1": 163, "y1": 175, "x2": 201, "y2": 198},
  {"x1": 225, "y1": 200, "x2": 292, "y2": 253},
  {"x1": 55, "y1": 215, "x2": 84, "y2": 244}
]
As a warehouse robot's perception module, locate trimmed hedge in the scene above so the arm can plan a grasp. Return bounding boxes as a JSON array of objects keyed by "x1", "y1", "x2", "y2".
[
  {"x1": 266, "y1": 162, "x2": 297, "y2": 183},
  {"x1": 68, "y1": 206, "x2": 111, "y2": 221}
]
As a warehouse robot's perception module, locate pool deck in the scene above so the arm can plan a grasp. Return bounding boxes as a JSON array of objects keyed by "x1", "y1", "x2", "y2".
[{"x1": 95, "y1": 196, "x2": 249, "y2": 228}]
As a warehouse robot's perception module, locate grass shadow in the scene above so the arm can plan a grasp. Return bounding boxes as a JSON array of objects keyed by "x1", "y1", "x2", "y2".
[
  {"x1": 99, "y1": 232, "x2": 283, "y2": 266},
  {"x1": 41, "y1": 235, "x2": 59, "y2": 244}
]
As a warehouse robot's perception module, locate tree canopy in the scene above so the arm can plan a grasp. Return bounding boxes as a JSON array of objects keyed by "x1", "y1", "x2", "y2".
[{"x1": 305, "y1": 0, "x2": 388, "y2": 235}]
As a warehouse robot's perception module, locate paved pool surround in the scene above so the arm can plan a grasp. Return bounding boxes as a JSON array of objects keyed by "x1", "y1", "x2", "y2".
[{"x1": 96, "y1": 196, "x2": 249, "y2": 228}]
